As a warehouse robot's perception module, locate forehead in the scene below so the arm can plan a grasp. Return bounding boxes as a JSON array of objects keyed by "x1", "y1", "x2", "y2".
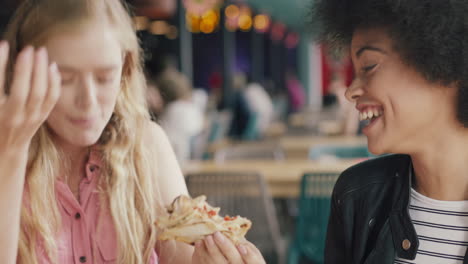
[
  {"x1": 44, "y1": 22, "x2": 123, "y2": 69},
  {"x1": 350, "y1": 28, "x2": 394, "y2": 55}
]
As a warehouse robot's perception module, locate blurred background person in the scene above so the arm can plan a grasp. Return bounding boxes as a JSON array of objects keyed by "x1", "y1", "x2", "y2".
[{"x1": 156, "y1": 66, "x2": 204, "y2": 166}]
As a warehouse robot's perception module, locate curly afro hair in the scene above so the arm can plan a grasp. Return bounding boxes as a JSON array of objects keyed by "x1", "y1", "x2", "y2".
[{"x1": 310, "y1": 0, "x2": 468, "y2": 127}]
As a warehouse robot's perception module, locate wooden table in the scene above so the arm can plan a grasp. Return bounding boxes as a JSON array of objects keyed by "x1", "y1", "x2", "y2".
[
  {"x1": 206, "y1": 135, "x2": 368, "y2": 160},
  {"x1": 184, "y1": 159, "x2": 362, "y2": 198},
  {"x1": 279, "y1": 135, "x2": 368, "y2": 159}
]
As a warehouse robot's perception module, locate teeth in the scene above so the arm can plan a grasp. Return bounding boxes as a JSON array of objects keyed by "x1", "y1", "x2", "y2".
[{"x1": 359, "y1": 108, "x2": 383, "y2": 121}]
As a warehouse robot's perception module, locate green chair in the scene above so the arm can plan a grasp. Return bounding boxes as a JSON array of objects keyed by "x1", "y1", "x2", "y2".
[
  {"x1": 309, "y1": 144, "x2": 373, "y2": 160},
  {"x1": 287, "y1": 172, "x2": 339, "y2": 264}
]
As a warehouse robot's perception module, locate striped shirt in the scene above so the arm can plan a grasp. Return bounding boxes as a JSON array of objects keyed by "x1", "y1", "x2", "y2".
[{"x1": 395, "y1": 188, "x2": 468, "y2": 264}]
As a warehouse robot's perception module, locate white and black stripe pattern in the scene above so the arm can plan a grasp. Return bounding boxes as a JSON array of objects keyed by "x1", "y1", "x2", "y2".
[{"x1": 394, "y1": 189, "x2": 468, "y2": 263}]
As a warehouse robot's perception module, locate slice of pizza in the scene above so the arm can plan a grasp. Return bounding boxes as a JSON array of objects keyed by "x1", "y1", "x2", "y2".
[{"x1": 155, "y1": 195, "x2": 252, "y2": 245}]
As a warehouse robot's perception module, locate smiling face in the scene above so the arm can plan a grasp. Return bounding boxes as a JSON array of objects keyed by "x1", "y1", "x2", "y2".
[
  {"x1": 347, "y1": 28, "x2": 458, "y2": 155},
  {"x1": 44, "y1": 21, "x2": 124, "y2": 147}
]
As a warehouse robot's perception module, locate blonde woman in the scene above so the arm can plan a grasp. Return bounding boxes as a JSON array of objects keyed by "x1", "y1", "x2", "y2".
[{"x1": 0, "y1": 0, "x2": 266, "y2": 263}]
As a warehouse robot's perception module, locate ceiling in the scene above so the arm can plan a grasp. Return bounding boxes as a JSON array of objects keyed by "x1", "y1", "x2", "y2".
[
  {"x1": 0, "y1": 0, "x2": 313, "y2": 34},
  {"x1": 244, "y1": 0, "x2": 311, "y2": 31}
]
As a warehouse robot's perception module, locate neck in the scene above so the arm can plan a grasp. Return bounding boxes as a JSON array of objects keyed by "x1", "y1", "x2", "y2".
[
  {"x1": 410, "y1": 125, "x2": 468, "y2": 201},
  {"x1": 55, "y1": 139, "x2": 90, "y2": 181}
]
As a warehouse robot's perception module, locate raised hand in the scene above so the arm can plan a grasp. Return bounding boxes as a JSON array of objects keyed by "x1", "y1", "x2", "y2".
[{"x1": 0, "y1": 41, "x2": 61, "y2": 153}]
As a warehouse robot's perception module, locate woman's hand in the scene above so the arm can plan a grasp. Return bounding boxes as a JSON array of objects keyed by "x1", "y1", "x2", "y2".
[
  {"x1": 0, "y1": 42, "x2": 61, "y2": 153},
  {"x1": 192, "y1": 232, "x2": 266, "y2": 264}
]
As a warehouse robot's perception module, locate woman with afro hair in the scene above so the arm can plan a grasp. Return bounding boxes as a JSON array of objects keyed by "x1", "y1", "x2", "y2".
[{"x1": 310, "y1": 0, "x2": 468, "y2": 263}]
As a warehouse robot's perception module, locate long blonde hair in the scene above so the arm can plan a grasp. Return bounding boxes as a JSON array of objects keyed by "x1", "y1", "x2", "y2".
[{"x1": 3, "y1": 0, "x2": 162, "y2": 263}]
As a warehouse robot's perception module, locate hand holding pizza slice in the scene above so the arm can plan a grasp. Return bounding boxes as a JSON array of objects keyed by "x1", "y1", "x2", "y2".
[{"x1": 155, "y1": 195, "x2": 252, "y2": 245}]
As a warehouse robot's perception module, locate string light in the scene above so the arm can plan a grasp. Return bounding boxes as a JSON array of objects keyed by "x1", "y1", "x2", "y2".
[
  {"x1": 133, "y1": 16, "x2": 149, "y2": 31},
  {"x1": 200, "y1": 19, "x2": 215, "y2": 33},
  {"x1": 225, "y1": 5, "x2": 240, "y2": 19},
  {"x1": 238, "y1": 14, "x2": 252, "y2": 31},
  {"x1": 253, "y1": 14, "x2": 270, "y2": 33},
  {"x1": 150, "y1": 21, "x2": 169, "y2": 35}
]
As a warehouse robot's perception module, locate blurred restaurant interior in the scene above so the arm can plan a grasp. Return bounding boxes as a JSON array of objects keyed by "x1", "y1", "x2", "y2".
[{"x1": 0, "y1": 0, "x2": 367, "y2": 263}]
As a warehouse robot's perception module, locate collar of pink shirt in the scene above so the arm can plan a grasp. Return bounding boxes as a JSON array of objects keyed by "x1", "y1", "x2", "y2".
[{"x1": 34, "y1": 148, "x2": 158, "y2": 264}]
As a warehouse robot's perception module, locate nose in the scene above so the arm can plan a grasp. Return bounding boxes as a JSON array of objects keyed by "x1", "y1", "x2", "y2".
[
  {"x1": 76, "y1": 75, "x2": 97, "y2": 108},
  {"x1": 345, "y1": 77, "x2": 365, "y2": 102}
]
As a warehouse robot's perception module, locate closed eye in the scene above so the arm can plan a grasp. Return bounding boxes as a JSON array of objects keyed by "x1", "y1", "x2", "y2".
[
  {"x1": 96, "y1": 73, "x2": 117, "y2": 85},
  {"x1": 362, "y1": 64, "x2": 377, "y2": 73}
]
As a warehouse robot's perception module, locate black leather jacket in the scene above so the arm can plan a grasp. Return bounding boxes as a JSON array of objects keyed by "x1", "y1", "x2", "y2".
[{"x1": 325, "y1": 154, "x2": 468, "y2": 264}]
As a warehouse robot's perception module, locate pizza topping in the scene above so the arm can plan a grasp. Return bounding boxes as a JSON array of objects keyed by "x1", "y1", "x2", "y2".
[{"x1": 155, "y1": 195, "x2": 252, "y2": 245}]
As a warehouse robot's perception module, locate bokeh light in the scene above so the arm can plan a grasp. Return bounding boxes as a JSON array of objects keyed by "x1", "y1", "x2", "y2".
[
  {"x1": 225, "y1": 5, "x2": 240, "y2": 19},
  {"x1": 238, "y1": 14, "x2": 252, "y2": 31},
  {"x1": 253, "y1": 14, "x2": 270, "y2": 33}
]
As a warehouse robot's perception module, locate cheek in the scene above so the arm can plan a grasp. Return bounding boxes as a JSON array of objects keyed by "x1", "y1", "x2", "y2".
[
  {"x1": 47, "y1": 92, "x2": 73, "y2": 121},
  {"x1": 97, "y1": 86, "x2": 121, "y2": 112}
]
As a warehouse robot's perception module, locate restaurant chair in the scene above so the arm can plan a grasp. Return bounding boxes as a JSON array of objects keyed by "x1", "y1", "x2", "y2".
[
  {"x1": 186, "y1": 171, "x2": 286, "y2": 264},
  {"x1": 214, "y1": 144, "x2": 285, "y2": 162},
  {"x1": 287, "y1": 172, "x2": 339, "y2": 264}
]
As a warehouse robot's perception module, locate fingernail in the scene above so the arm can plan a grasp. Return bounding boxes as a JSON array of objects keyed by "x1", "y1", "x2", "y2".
[
  {"x1": 238, "y1": 245, "x2": 248, "y2": 255},
  {"x1": 22, "y1": 46, "x2": 33, "y2": 58},
  {"x1": 50, "y1": 62, "x2": 58, "y2": 73},
  {"x1": 214, "y1": 232, "x2": 225, "y2": 243}
]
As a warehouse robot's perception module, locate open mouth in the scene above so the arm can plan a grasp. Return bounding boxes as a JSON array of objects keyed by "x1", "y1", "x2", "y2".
[{"x1": 359, "y1": 107, "x2": 383, "y2": 127}]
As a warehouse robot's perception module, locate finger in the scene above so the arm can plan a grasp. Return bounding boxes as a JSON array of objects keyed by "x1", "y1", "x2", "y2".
[
  {"x1": 0, "y1": 41, "x2": 9, "y2": 103},
  {"x1": 203, "y1": 235, "x2": 228, "y2": 263},
  {"x1": 193, "y1": 240, "x2": 209, "y2": 264},
  {"x1": 238, "y1": 242, "x2": 266, "y2": 264},
  {"x1": 213, "y1": 232, "x2": 244, "y2": 263},
  {"x1": 8, "y1": 46, "x2": 34, "y2": 110},
  {"x1": 245, "y1": 241, "x2": 263, "y2": 256},
  {"x1": 27, "y1": 47, "x2": 48, "y2": 113},
  {"x1": 42, "y1": 62, "x2": 60, "y2": 116}
]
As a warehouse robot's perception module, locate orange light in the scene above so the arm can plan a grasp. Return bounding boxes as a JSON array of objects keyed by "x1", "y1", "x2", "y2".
[
  {"x1": 150, "y1": 21, "x2": 169, "y2": 35},
  {"x1": 254, "y1": 14, "x2": 270, "y2": 32},
  {"x1": 186, "y1": 19, "x2": 200, "y2": 33},
  {"x1": 238, "y1": 14, "x2": 252, "y2": 31},
  {"x1": 200, "y1": 20, "x2": 215, "y2": 34},
  {"x1": 225, "y1": 5, "x2": 240, "y2": 19},
  {"x1": 133, "y1": 16, "x2": 149, "y2": 31},
  {"x1": 202, "y1": 10, "x2": 218, "y2": 23}
]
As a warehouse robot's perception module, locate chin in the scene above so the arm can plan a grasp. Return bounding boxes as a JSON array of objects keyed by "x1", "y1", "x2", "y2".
[
  {"x1": 367, "y1": 139, "x2": 389, "y2": 156},
  {"x1": 63, "y1": 131, "x2": 103, "y2": 147}
]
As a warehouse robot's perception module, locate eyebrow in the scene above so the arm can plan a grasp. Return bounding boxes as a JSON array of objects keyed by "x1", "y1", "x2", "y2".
[{"x1": 355, "y1": 46, "x2": 386, "y2": 58}]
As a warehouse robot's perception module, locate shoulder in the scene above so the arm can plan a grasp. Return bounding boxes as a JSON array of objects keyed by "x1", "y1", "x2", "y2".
[
  {"x1": 333, "y1": 154, "x2": 411, "y2": 199},
  {"x1": 142, "y1": 120, "x2": 172, "y2": 150},
  {"x1": 142, "y1": 120, "x2": 189, "y2": 205}
]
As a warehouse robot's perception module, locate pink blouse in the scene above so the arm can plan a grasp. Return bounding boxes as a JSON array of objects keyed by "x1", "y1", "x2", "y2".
[{"x1": 35, "y1": 150, "x2": 158, "y2": 264}]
